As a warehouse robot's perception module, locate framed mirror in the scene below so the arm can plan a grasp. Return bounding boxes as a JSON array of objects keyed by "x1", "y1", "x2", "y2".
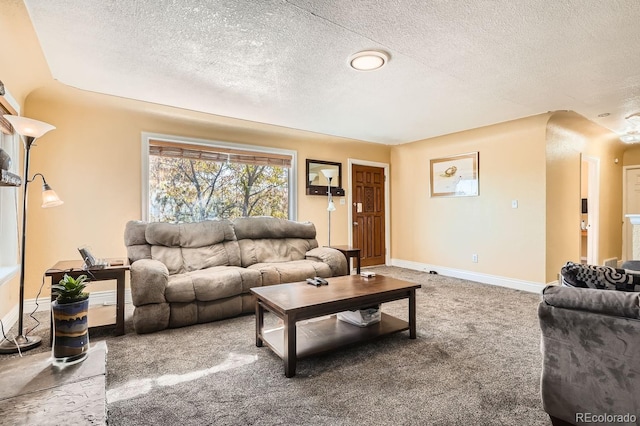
[{"x1": 306, "y1": 159, "x2": 345, "y2": 196}]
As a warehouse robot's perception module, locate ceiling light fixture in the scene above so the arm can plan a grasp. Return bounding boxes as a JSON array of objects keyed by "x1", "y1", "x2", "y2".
[
  {"x1": 348, "y1": 50, "x2": 389, "y2": 71},
  {"x1": 625, "y1": 112, "x2": 640, "y2": 127},
  {"x1": 621, "y1": 132, "x2": 640, "y2": 144}
]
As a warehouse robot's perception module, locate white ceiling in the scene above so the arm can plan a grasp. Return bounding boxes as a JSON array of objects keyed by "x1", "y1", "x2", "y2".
[{"x1": 23, "y1": 0, "x2": 640, "y2": 145}]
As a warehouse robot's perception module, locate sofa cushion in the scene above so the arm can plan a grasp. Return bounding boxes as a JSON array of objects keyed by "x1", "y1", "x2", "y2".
[
  {"x1": 248, "y1": 260, "x2": 332, "y2": 286},
  {"x1": 165, "y1": 298, "x2": 244, "y2": 328},
  {"x1": 124, "y1": 221, "x2": 151, "y2": 263},
  {"x1": 233, "y1": 216, "x2": 316, "y2": 239},
  {"x1": 542, "y1": 285, "x2": 640, "y2": 319},
  {"x1": 146, "y1": 220, "x2": 236, "y2": 248},
  {"x1": 165, "y1": 266, "x2": 262, "y2": 303},
  {"x1": 561, "y1": 261, "x2": 640, "y2": 292},
  {"x1": 238, "y1": 238, "x2": 318, "y2": 267},
  {"x1": 147, "y1": 220, "x2": 241, "y2": 274}
]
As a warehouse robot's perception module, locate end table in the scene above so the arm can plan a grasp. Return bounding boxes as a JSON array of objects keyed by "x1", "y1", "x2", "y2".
[
  {"x1": 327, "y1": 245, "x2": 361, "y2": 274},
  {"x1": 45, "y1": 259, "x2": 130, "y2": 345}
]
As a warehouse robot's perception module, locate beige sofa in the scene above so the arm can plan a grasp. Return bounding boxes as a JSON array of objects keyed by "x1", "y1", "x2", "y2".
[{"x1": 124, "y1": 217, "x2": 347, "y2": 333}]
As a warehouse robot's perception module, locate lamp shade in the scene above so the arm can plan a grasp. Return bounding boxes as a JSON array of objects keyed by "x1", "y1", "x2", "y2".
[
  {"x1": 3, "y1": 115, "x2": 56, "y2": 138},
  {"x1": 41, "y1": 183, "x2": 63, "y2": 208},
  {"x1": 321, "y1": 168, "x2": 338, "y2": 180},
  {"x1": 327, "y1": 200, "x2": 336, "y2": 212}
]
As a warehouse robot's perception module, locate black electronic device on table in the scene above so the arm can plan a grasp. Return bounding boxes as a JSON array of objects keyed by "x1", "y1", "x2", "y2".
[
  {"x1": 78, "y1": 246, "x2": 109, "y2": 269},
  {"x1": 306, "y1": 277, "x2": 329, "y2": 286}
]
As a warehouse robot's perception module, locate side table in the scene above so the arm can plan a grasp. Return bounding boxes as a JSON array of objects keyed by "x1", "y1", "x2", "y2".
[
  {"x1": 45, "y1": 259, "x2": 130, "y2": 345},
  {"x1": 328, "y1": 245, "x2": 361, "y2": 274}
]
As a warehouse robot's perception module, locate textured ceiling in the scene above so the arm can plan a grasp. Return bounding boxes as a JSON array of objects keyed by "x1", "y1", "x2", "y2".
[{"x1": 23, "y1": 0, "x2": 640, "y2": 144}]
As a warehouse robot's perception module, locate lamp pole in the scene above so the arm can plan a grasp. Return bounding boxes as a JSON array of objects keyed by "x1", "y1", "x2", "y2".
[
  {"x1": 320, "y1": 168, "x2": 337, "y2": 247},
  {"x1": 0, "y1": 115, "x2": 59, "y2": 354},
  {"x1": 17, "y1": 136, "x2": 39, "y2": 349},
  {"x1": 327, "y1": 177, "x2": 332, "y2": 247},
  {"x1": 0, "y1": 136, "x2": 41, "y2": 352}
]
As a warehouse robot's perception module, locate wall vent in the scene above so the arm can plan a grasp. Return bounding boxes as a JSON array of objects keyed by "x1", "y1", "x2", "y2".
[{"x1": 603, "y1": 258, "x2": 618, "y2": 268}]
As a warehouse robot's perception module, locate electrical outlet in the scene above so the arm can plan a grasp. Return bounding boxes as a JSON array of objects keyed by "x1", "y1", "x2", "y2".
[
  {"x1": 340, "y1": 198, "x2": 345, "y2": 205},
  {"x1": 511, "y1": 200, "x2": 518, "y2": 209},
  {"x1": 472, "y1": 254, "x2": 478, "y2": 263}
]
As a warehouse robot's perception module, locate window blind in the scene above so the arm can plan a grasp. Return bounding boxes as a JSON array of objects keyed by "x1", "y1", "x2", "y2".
[{"x1": 149, "y1": 140, "x2": 291, "y2": 167}]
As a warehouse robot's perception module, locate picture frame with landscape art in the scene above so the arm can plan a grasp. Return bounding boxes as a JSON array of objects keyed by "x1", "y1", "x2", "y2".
[{"x1": 430, "y1": 152, "x2": 479, "y2": 197}]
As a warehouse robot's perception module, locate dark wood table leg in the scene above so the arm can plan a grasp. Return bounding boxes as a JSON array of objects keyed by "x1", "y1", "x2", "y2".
[
  {"x1": 255, "y1": 302, "x2": 264, "y2": 347},
  {"x1": 283, "y1": 314, "x2": 297, "y2": 377},
  {"x1": 115, "y1": 271, "x2": 125, "y2": 336},
  {"x1": 355, "y1": 254, "x2": 361, "y2": 274},
  {"x1": 409, "y1": 289, "x2": 416, "y2": 339}
]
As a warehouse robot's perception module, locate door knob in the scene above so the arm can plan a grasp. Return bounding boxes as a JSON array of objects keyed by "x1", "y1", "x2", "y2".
[{"x1": 353, "y1": 222, "x2": 358, "y2": 226}]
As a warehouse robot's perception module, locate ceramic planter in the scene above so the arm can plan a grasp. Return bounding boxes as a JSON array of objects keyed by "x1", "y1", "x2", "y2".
[{"x1": 51, "y1": 298, "x2": 89, "y2": 365}]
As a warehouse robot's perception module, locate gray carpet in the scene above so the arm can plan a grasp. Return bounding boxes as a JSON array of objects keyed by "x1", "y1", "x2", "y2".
[{"x1": 2, "y1": 266, "x2": 550, "y2": 425}]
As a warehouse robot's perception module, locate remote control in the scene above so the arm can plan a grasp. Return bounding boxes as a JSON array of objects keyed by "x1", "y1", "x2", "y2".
[
  {"x1": 306, "y1": 278, "x2": 320, "y2": 286},
  {"x1": 314, "y1": 277, "x2": 329, "y2": 285}
]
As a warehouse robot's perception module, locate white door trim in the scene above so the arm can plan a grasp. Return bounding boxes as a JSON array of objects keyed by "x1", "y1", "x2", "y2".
[
  {"x1": 622, "y1": 165, "x2": 640, "y2": 261},
  {"x1": 584, "y1": 156, "x2": 600, "y2": 264},
  {"x1": 347, "y1": 159, "x2": 391, "y2": 266}
]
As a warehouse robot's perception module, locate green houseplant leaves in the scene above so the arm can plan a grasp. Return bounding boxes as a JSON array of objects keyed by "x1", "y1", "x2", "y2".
[{"x1": 51, "y1": 274, "x2": 90, "y2": 304}]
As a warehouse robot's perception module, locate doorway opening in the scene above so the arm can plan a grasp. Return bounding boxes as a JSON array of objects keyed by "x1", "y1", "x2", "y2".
[
  {"x1": 581, "y1": 155, "x2": 600, "y2": 265},
  {"x1": 623, "y1": 165, "x2": 640, "y2": 262}
]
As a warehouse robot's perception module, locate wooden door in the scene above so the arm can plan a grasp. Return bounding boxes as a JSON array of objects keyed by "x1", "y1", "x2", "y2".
[{"x1": 352, "y1": 164, "x2": 385, "y2": 266}]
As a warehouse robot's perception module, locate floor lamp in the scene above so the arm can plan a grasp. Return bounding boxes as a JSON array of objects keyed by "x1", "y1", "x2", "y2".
[
  {"x1": 0, "y1": 115, "x2": 63, "y2": 354},
  {"x1": 321, "y1": 169, "x2": 337, "y2": 247}
]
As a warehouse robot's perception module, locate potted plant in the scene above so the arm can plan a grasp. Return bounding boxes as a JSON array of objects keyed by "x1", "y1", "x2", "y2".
[{"x1": 51, "y1": 274, "x2": 90, "y2": 365}]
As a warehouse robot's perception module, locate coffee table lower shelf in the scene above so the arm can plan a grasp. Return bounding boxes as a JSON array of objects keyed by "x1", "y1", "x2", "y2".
[{"x1": 261, "y1": 312, "x2": 408, "y2": 360}]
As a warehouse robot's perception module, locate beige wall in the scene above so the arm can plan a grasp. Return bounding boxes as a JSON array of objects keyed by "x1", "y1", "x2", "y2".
[
  {"x1": 623, "y1": 145, "x2": 640, "y2": 166},
  {"x1": 0, "y1": 0, "x2": 46, "y2": 321},
  {"x1": 545, "y1": 111, "x2": 625, "y2": 282},
  {"x1": 19, "y1": 84, "x2": 389, "y2": 298},
  {"x1": 390, "y1": 114, "x2": 549, "y2": 283},
  {"x1": 391, "y1": 111, "x2": 624, "y2": 285},
  {"x1": 0, "y1": 0, "x2": 50, "y2": 106}
]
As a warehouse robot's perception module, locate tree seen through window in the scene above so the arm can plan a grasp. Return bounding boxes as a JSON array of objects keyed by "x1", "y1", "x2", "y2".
[{"x1": 149, "y1": 155, "x2": 289, "y2": 223}]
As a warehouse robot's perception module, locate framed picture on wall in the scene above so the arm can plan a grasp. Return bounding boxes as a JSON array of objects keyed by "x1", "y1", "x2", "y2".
[{"x1": 430, "y1": 152, "x2": 479, "y2": 197}]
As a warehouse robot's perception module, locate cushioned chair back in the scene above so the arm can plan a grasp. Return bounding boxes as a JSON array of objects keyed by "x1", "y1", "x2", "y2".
[
  {"x1": 124, "y1": 221, "x2": 151, "y2": 263},
  {"x1": 126, "y1": 220, "x2": 241, "y2": 274},
  {"x1": 233, "y1": 216, "x2": 319, "y2": 267}
]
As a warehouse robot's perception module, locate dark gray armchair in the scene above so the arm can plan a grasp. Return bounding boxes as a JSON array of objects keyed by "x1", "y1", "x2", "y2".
[{"x1": 538, "y1": 285, "x2": 640, "y2": 425}]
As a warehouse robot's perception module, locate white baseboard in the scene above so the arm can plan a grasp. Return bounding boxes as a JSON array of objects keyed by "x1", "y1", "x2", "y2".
[
  {"x1": 1, "y1": 304, "x2": 19, "y2": 334},
  {"x1": 2, "y1": 289, "x2": 132, "y2": 331},
  {"x1": 390, "y1": 258, "x2": 545, "y2": 294}
]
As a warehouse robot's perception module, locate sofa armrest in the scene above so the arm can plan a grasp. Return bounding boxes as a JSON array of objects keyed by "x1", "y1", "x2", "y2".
[
  {"x1": 306, "y1": 247, "x2": 348, "y2": 276},
  {"x1": 541, "y1": 285, "x2": 640, "y2": 319},
  {"x1": 538, "y1": 285, "x2": 640, "y2": 423},
  {"x1": 130, "y1": 259, "x2": 169, "y2": 306}
]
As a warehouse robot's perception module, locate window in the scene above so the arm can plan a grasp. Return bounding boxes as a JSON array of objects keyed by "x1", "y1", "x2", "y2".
[
  {"x1": 0, "y1": 107, "x2": 19, "y2": 281},
  {"x1": 142, "y1": 134, "x2": 297, "y2": 222}
]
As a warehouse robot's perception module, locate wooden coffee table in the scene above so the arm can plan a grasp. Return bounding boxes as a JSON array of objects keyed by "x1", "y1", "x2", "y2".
[{"x1": 250, "y1": 275, "x2": 420, "y2": 377}]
